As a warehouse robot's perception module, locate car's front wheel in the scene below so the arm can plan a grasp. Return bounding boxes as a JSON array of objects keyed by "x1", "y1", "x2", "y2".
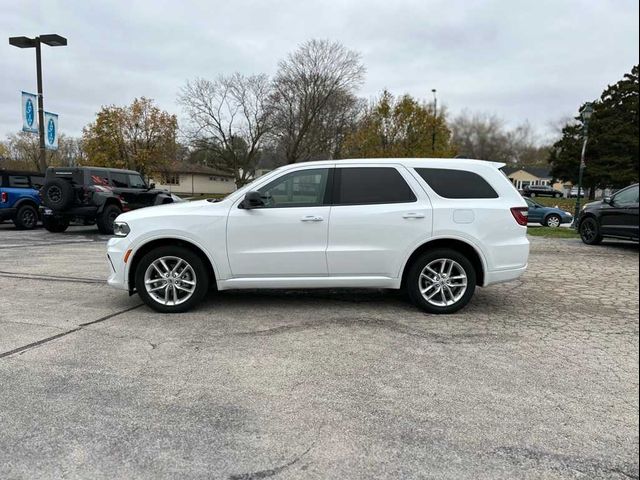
[
  {"x1": 135, "y1": 246, "x2": 210, "y2": 313},
  {"x1": 97, "y1": 204, "x2": 122, "y2": 234},
  {"x1": 545, "y1": 214, "x2": 562, "y2": 228},
  {"x1": 406, "y1": 248, "x2": 477, "y2": 314},
  {"x1": 579, "y1": 217, "x2": 603, "y2": 245}
]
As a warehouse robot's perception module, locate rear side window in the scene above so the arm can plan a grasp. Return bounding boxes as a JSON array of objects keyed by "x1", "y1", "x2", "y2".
[
  {"x1": 89, "y1": 170, "x2": 110, "y2": 187},
  {"x1": 9, "y1": 175, "x2": 30, "y2": 188},
  {"x1": 335, "y1": 167, "x2": 416, "y2": 205},
  {"x1": 415, "y1": 168, "x2": 498, "y2": 199},
  {"x1": 110, "y1": 172, "x2": 129, "y2": 188}
]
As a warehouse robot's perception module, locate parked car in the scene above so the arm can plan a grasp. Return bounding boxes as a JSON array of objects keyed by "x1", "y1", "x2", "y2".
[
  {"x1": 525, "y1": 198, "x2": 573, "y2": 227},
  {"x1": 0, "y1": 170, "x2": 44, "y2": 230},
  {"x1": 40, "y1": 167, "x2": 174, "y2": 234},
  {"x1": 522, "y1": 184, "x2": 564, "y2": 198},
  {"x1": 577, "y1": 183, "x2": 639, "y2": 245},
  {"x1": 107, "y1": 159, "x2": 530, "y2": 314},
  {"x1": 568, "y1": 186, "x2": 586, "y2": 198}
]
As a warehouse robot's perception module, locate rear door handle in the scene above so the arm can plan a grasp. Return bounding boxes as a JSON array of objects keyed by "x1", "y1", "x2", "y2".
[
  {"x1": 402, "y1": 213, "x2": 425, "y2": 219},
  {"x1": 301, "y1": 215, "x2": 324, "y2": 222}
]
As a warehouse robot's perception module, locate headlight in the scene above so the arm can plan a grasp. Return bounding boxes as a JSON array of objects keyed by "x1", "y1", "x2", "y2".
[
  {"x1": 564, "y1": 211, "x2": 572, "y2": 216},
  {"x1": 113, "y1": 221, "x2": 130, "y2": 237}
]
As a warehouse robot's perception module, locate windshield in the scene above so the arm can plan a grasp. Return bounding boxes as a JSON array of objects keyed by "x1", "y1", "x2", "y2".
[{"x1": 206, "y1": 168, "x2": 282, "y2": 203}]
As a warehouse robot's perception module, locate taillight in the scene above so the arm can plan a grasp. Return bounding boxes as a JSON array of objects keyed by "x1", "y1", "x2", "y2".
[
  {"x1": 510, "y1": 207, "x2": 529, "y2": 226},
  {"x1": 0, "y1": 192, "x2": 7, "y2": 203}
]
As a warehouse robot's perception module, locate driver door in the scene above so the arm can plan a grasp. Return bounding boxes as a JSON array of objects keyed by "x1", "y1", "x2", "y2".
[{"x1": 226, "y1": 166, "x2": 333, "y2": 277}]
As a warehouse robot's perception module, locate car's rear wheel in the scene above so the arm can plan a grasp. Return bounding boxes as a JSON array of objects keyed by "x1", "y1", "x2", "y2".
[
  {"x1": 14, "y1": 204, "x2": 38, "y2": 230},
  {"x1": 97, "y1": 204, "x2": 122, "y2": 234},
  {"x1": 407, "y1": 249, "x2": 476, "y2": 314},
  {"x1": 545, "y1": 214, "x2": 562, "y2": 228},
  {"x1": 554, "y1": 193, "x2": 562, "y2": 198},
  {"x1": 42, "y1": 215, "x2": 69, "y2": 233},
  {"x1": 530, "y1": 192, "x2": 536, "y2": 198},
  {"x1": 579, "y1": 217, "x2": 603, "y2": 245},
  {"x1": 135, "y1": 246, "x2": 209, "y2": 313}
]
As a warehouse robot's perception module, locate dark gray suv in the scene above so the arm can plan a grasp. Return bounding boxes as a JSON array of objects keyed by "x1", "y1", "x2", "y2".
[{"x1": 41, "y1": 167, "x2": 173, "y2": 234}]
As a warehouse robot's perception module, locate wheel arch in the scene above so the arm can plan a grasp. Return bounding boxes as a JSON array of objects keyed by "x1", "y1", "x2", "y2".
[
  {"x1": 98, "y1": 196, "x2": 123, "y2": 213},
  {"x1": 127, "y1": 237, "x2": 217, "y2": 294},
  {"x1": 401, "y1": 237, "x2": 486, "y2": 289},
  {"x1": 13, "y1": 197, "x2": 40, "y2": 212}
]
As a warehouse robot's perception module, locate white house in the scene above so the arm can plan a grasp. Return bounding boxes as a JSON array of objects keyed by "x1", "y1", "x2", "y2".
[{"x1": 150, "y1": 163, "x2": 236, "y2": 196}]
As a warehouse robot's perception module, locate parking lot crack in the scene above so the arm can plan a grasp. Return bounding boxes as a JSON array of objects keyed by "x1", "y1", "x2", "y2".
[
  {"x1": 228, "y1": 442, "x2": 315, "y2": 480},
  {"x1": 0, "y1": 304, "x2": 143, "y2": 359}
]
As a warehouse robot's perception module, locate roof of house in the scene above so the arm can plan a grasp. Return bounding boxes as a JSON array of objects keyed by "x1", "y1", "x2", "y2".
[
  {"x1": 502, "y1": 165, "x2": 551, "y2": 179},
  {"x1": 156, "y1": 162, "x2": 234, "y2": 177}
]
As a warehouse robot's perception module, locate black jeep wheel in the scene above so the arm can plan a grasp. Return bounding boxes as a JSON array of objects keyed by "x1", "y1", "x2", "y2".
[
  {"x1": 42, "y1": 179, "x2": 74, "y2": 210},
  {"x1": 97, "y1": 204, "x2": 122, "y2": 234},
  {"x1": 14, "y1": 204, "x2": 38, "y2": 230},
  {"x1": 579, "y1": 217, "x2": 603, "y2": 245},
  {"x1": 43, "y1": 215, "x2": 70, "y2": 233}
]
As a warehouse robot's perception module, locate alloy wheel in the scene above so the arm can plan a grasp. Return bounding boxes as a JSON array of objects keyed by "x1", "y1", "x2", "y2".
[
  {"x1": 546, "y1": 215, "x2": 561, "y2": 228},
  {"x1": 418, "y1": 258, "x2": 468, "y2": 307},
  {"x1": 144, "y1": 256, "x2": 197, "y2": 306},
  {"x1": 22, "y1": 209, "x2": 36, "y2": 228}
]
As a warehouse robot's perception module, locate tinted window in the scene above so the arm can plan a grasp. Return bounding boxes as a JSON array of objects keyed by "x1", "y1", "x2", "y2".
[
  {"x1": 9, "y1": 175, "x2": 30, "y2": 188},
  {"x1": 258, "y1": 168, "x2": 329, "y2": 208},
  {"x1": 89, "y1": 170, "x2": 110, "y2": 187},
  {"x1": 110, "y1": 172, "x2": 129, "y2": 188},
  {"x1": 415, "y1": 168, "x2": 498, "y2": 199},
  {"x1": 30, "y1": 176, "x2": 44, "y2": 189},
  {"x1": 129, "y1": 174, "x2": 146, "y2": 188},
  {"x1": 613, "y1": 185, "x2": 639, "y2": 206},
  {"x1": 335, "y1": 167, "x2": 416, "y2": 205}
]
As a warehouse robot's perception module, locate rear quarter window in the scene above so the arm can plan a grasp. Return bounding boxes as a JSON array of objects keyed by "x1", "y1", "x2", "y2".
[
  {"x1": 9, "y1": 175, "x2": 30, "y2": 188},
  {"x1": 415, "y1": 168, "x2": 498, "y2": 199}
]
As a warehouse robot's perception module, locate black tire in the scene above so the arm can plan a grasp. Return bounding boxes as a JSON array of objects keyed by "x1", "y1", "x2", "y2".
[
  {"x1": 13, "y1": 204, "x2": 38, "y2": 230},
  {"x1": 406, "y1": 248, "x2": 477, "y2": 314},
  {"x1": 545, "y1": 214, "x2": 562, "y2": 228},
  {"x1": 135, "y1": 245, "x2": 210, "y2": 313},
  {"x1": 96, "y1": 204, "x2": 122, "y2": 234},
  {"x1": 42, "y1": 178, "x2": 74, "y2": 210},
  {"x1": 43, "y1": 215, "x2": 69, "y2": 233},
  {"x1": 529, "y1": 192, "x2": 536, "y2": 198},
  {"x1": 579, "y1": 217, "x2": 603, "y2": 245},
  {"x1": 554, "y1": 193, "x2": 562, "y2": 198}
]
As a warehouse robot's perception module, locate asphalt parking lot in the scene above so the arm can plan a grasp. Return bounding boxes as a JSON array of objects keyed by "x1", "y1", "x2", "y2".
[{"x1": 0, "y1": 223, "x2": 638, "y2": 480}]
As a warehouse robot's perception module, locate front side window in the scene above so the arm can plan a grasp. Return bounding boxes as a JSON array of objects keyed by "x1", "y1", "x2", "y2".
[
  {"x1": 128, "y1": 174, "x2": 146, "y2": 188},
  {"x1": 110, "y1": 172, "x2": 129, "y2": 188},
  {"x1": 334, "y1": 167, "x2": 416, "y2": 205},
  {"x1": 415, "y1": 168, "x2": 498, "y2": 199},
  {"x1": 258, "y1": 168, "x2": 329, "y2": 208},
  {"x1": 613, "y1": 185, "x2": 639, "y2": 206}
]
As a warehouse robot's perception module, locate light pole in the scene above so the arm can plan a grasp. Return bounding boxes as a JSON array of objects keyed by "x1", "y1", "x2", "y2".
[
  {"x1": 572, "y1": 103, "x2": 594, "y2": 227},
  {"x1": 431, "y1": 89, "x2": 437, "y2": 154},
  {"x1": 9, "y1": 34, "x2": 67, "y2": 172}
]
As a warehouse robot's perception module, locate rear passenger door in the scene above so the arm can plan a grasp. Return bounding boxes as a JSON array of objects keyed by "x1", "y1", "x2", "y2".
[{"x1": 326, "y1": 165, "x2": 432, "y2": 278}]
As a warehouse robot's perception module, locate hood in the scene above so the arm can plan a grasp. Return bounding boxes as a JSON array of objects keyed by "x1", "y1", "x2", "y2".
[
  {"x1": 117, "y1": 199, "x2": 213, "y2": 222},
  {"x1": 582, "y1": 199, "x2": 602, "y2": 210}
]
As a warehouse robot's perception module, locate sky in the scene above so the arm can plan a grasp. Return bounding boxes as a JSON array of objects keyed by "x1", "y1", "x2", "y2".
[{"x1": 1, "y1": 0, "x2": 638, "y2": 144}]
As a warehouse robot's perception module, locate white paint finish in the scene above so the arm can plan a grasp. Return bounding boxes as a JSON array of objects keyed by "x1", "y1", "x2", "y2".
[
  {"x1": 226, "y1": 205, "x2": 331, "y2": 276},
  {"x1": 107, "y1": 158, "x2": 530, "y2": 299}
]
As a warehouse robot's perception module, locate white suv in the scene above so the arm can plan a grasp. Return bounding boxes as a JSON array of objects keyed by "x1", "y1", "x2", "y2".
[{"x1": 107, "y1": 159, "x2": 529, "y2": 314}]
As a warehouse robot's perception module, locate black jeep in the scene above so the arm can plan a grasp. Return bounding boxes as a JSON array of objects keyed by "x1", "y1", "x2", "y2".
[{"x1": 40, "y1": 167, "x2": 174, "y2": 234}]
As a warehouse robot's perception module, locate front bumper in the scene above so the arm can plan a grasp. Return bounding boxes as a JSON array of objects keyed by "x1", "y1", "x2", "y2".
[{"x1": 107, "y1": 236, "x2": 131, "y2": 291}]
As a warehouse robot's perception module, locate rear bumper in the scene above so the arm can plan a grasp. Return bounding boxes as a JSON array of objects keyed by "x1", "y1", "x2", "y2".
[
  {"x1": 0, "y1": 208, "x2": 17, "y2": 220},
  {"x1": 484, "y1": 264, "x2": 527, "y2": 286}
]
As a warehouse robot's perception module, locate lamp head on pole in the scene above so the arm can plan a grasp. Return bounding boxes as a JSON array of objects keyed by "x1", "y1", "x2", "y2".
[{"x1": 581, "y1": 103, "x2": 594, "y2": 123}]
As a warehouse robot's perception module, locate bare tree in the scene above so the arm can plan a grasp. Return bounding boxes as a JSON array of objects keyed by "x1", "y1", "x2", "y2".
[
  {"x1": 270, "y1": 39, "x2": 366, "y2": 163},
  {"x1": 178, "y1": 73, "x2": 272, "y2": 186}
]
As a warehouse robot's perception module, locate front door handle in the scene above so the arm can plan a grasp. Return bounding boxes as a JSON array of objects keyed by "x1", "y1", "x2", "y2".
[
  {"x1": 402, "y1": 212, "x2": 425, "y2": 219},
  {"x1": 301, "y1": 215, "x2": 324, "y2": 222}
]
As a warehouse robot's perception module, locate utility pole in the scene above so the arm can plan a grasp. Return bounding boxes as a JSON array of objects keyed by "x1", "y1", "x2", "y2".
[{"x1": 431, "y1": 89, "x2": 437, "y2": 154}]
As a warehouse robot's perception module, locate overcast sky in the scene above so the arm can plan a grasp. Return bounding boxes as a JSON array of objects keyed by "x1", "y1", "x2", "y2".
[{"x1": 1, "y1": 0, "x2": 638, "y2": 143}]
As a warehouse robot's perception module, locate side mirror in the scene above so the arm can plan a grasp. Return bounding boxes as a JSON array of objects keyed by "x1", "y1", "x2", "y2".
[
  {"x1": 240, "y1": 191, "x2": 265, "y2": 209},
  {"x1": 149, "y1": 182, "x2": 156, "y2": 189},
  {"x1": 603, "y1": 196, "x2": 612, "y2": 205}
]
